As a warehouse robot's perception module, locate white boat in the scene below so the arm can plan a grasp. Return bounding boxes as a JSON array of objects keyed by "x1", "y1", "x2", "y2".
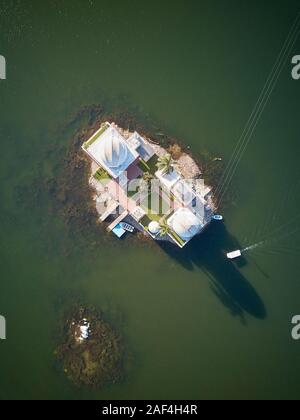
[
  {"x1": 227, "y1": 250, "x2": 242, "y2": 259},
  {"x1": 120, "y1": 222, "x2": 135, "y2": 233},
  {"x1": 213, "y1": 214, "x2": 223, "y2": 221}
]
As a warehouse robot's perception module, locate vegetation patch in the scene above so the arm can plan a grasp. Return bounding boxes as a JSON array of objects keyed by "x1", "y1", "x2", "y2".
[
  {"x1": 139, "y1": 191, "x2": 171, "y2": 222},
  {"x1": 138, "y1": 159, "x2": 150, "y2": 173},
  {"x1": 93, "y1": 167, "x2": 111, "y2": 185}
]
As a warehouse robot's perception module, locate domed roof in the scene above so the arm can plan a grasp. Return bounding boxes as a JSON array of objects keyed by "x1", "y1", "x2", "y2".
[
  {"x1": 101, "y1": 133, "x2": 128, "y2": 168},
  {"x1": 148, "y1": 221, "x2": 161, "y2": 235},
  {"x1": 171, "y1": 209, "x2": 202, "y2": 240}
]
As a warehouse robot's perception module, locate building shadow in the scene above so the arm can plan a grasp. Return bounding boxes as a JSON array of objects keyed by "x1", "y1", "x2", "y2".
[{"x1": 159, "y1": 222, "x2": 267, "y2": 323}]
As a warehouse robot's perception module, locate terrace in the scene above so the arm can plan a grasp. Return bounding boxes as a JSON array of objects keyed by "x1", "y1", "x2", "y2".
[
  {"x1": 93, "y1": 167, "x2": 112, "y2": 187},
  {"x1": 138, "y1": 154, "x2": 159, "y2": 175}
]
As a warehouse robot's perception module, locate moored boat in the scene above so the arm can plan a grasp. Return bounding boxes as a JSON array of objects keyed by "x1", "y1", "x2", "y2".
[{"x1": 120, "y1": 222, "x2": 135, "y2": 233}]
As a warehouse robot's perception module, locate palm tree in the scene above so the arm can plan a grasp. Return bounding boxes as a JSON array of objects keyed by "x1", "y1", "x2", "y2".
[
  {"x1": 139, "y1": 172, "x2": 154, "y2": 194},
  {"x1": 156, "y1": 154, "x2": 175, "y2": 175},
  {"x1": 142, "y1": 171, "x2": 154, "y2": 183},
  {"x1": 158, "y1": 219, "x2": 172, "y2": 237}
]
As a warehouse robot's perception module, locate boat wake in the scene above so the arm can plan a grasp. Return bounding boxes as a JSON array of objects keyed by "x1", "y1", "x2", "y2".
[
  {"x1": 242, "y1": 225, "x2": 300, "y2": 255},
  {"x1": 242, "y1": 241, "x2": 265, "y2": 253}
]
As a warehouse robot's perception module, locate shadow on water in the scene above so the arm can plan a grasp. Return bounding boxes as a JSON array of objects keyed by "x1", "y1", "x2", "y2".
[{"x1": 159, "y1": 222, "x2": 267, "y2": 323}]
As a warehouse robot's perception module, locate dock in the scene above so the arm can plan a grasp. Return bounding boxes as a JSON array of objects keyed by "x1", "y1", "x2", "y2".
[{"x1": 107, "y1": 211, "x2": 129, "y2": 232}]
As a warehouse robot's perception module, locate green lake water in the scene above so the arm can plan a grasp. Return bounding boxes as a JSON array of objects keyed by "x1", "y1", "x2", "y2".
[{"x1": 0, "y1": 0, "x2": 300, "y2": 400}]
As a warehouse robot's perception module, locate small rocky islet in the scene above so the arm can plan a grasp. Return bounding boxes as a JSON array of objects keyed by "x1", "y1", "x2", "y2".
[{"x1": 55, "y1": 304, "x2": 124, "y2": 389}]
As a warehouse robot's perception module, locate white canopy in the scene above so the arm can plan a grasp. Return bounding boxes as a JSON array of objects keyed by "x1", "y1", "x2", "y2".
[
  {"x1": 148, "y1": 221, "x2": 161, "y2": 235},
  {"x1": 87, "y1": 125, "x2": 138, "y2": 178},
  {"x1": 168, "y1": 208, "x2": 202, "y2": 240}
]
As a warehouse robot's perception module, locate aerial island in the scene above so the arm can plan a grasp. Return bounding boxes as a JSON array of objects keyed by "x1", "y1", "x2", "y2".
[
  {"x1": 53, "y1": 119, "x2": 222, "y2": 388},
  {"x1": 82, "y1": 121, "x2": 217, "y2": 248}
]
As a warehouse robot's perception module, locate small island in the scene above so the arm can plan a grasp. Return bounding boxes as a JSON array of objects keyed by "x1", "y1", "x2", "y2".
[
  {"x1": 55, "y1": 305, "x2": 123, "y2": 389},
  {"x1": 82, "y1": 122, "x2": 216, "y2": 248}
]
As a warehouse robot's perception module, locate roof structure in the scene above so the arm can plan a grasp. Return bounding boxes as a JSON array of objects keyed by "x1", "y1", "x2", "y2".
[
  {"x1": 155, "y1": 168, "x2": 181, "y2": 190},
  {"x1": 172, "y1": 179, "x2": 195, "y2": 206},
  {"x1": 85, "y1": 125, "x2": 138, "y2": 178},
  {"x1": 127, "y1": 132, "x2": 156, "y2": 162},
  {"x1": 168, "y1": 208, "x2": 203, "y2": 242}
]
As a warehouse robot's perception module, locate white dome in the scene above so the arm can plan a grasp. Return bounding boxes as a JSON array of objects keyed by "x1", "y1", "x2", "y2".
[
  {"x1": 171, "y1": 209, "x2": 202, "y2": 240},
  {"x1": 101, "y1": 133, "x2": 128, "y2": 168},
  {"x1": 148, "y1": 221, "x2": 161, "y2": 235}
]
